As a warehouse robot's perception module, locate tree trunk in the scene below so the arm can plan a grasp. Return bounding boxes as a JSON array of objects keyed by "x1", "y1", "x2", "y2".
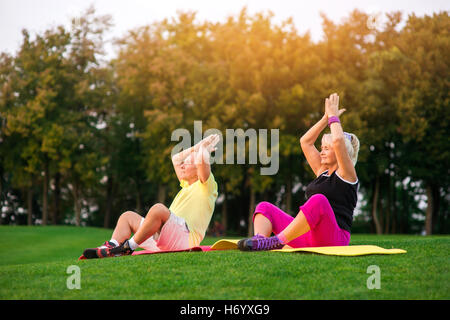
[
  {"x1": 0, "y1": 167, "x2": 3, "y2": 225},
  {"x1": 385, "y1": 176, "x2": 391, "y2": 234},
  {"x1": 372, "y1": 176, "x2": 382, "y2": 234},
  {"x1": 401, "y1": 186, "x2": 408, "y2": 233},
  {"x1": 104, "y1": 174, "x2": 114, "y2": 228},
  {"x1": 425, "y1": 184, "x2": 434, "y2": 235},
  {"x1": 433, "y1": 185, "x2": 442, "y2": 233},
  {"x1": 42, "y1": 159, "x2": 49, "y2": 226},
  {"x1": 378, "y1": 185, "x2": 385, "y2": 234},
  {"x1": 135, "y1": 178, "x2": 142, "y2": 213},
  {"x1": 52, "y1": 172, "x2": 60, "y2": 225},
  {"x1": 27, "y1": 187, "x2": 33, "y2": 226},
  {"x1": 221, "y1": 190, "x2": 228, "y2": 236},
  {"x1": 248, "y1": 186, "x2": 255, "y2": 237},
  {"x1": 285, "y1": 155, "x2": 292, "y2": 214},
  {"x1": 285, "y1": 176, "x2": 292, "y2": 214},
  {"x1": 157, "y1": 184, "x2": 166, "y2": 205},
  {"x1": 73, "y1": 181, "x2": 81, "y2": 226},
  {"x1": 391, "y1": 177, "x2": 397, "y2": 233}
]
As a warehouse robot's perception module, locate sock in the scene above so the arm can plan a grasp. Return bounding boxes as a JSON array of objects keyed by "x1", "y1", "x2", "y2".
[
  {"x1": 128, "y1": 237, "x2": 139, "y2": 250},
  {"x1": 276, "y1": 232, "x2": 288, "y2": 244},
  {"x1": 109, "y1": 239, "x2": 119, "y2": 247}
]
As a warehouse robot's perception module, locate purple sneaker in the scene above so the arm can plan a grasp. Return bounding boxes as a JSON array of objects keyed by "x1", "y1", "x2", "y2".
[
  {"x1": 237, "y1": 235, "x2": 284, "y2": 251},
  {"x1": 252, "y1": 234, "x2": 266, "y2": 240},
  {"x1": 236, "y1": 234, "x2": 265, "y2": 251}
]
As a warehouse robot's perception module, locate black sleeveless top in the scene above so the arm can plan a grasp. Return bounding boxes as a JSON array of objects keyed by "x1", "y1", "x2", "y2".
[{"x1": 304, "y1": 170, "x2": 358, "y2": 232}]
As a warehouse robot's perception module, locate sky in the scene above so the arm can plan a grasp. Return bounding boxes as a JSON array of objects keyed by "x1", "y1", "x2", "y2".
[{"x1": 1, "y1": 0, "x2": 449, "y2": 59}]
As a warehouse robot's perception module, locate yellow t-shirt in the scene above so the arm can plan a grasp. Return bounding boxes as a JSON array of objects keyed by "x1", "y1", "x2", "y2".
[{"x1": 169, "y1": 173, "x2": 218, "y2": 247}]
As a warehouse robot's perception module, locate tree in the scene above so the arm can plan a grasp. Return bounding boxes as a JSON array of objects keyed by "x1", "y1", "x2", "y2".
[
  {"x1": 394, "y1": 12, "x2": 450, "y2": 234},
  {"x1": 1, "y1": 6, "x2": 112, "y2": 226}
]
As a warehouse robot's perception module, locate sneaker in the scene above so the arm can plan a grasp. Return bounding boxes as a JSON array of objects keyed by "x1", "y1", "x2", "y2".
[
  {"x1": 250, "y1": 234, "x2": 266, "y2": 241},
  {"x1": 237, "y1": 233, "x2": 266, "y2": 251},
  {"x1": 102, "y1": 241, "x2": 117, "y2": 249},
  {"x1": 237, "y1": 235, "x2": 284, "y2": 251},
  {"x1": 109, "y1": 240, "x2": 134, "y2": 257},
  {"x1": 81, "y1": 241, "x2": 116, "y2": 259},
  {"x1": 238, "y1": 234, "x2": 267, "y2": 251},
  {"x1": 82, "y1": 240, "x2": 133, "y2": 259}
]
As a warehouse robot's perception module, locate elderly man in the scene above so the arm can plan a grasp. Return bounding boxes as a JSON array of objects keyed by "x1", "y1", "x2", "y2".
[{"x1": 82, "y1": 134, "x2": 220, "y2": 259}]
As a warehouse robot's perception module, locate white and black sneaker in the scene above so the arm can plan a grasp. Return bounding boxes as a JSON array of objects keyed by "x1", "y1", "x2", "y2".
[{"x1": 82, "y1": 240, "x2": 128, "y2": 259}]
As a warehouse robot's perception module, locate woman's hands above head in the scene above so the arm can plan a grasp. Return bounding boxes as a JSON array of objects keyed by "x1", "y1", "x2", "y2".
[
  {"x1": 324, "y1": 93, "x2": 358, "y2": 183},
  {"x1": 325, "y1": 93, "x2": 346, "y2": 118}
]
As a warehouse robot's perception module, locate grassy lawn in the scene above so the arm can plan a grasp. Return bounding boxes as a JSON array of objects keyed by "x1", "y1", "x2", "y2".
[{"x1": 0, "y1": 226, "x2": 448, "y2": 300}]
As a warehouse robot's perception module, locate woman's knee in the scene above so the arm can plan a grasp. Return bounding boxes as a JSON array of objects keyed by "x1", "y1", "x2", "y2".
[
  {"x1": 309, "y1": 194, "x2": 328, "y2": 204},
  {"x1": 307, "y1": 194, "x2": 331, "y2": 211},
  {"x1": 255, "y1": 201, "x2": 276, "y2": 214},
  {"x1": 254, "y1": 201, "x2": 288, "y2": 227},
  {"x1": 302, "y1": 194, "x2": 334, "y2": 221}
]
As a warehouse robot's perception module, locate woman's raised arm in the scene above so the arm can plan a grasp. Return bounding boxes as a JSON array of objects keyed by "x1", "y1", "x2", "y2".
[
  {"x1": 325, "y1": 93, "x2": 357, "y2": 183},
  {"x1": 299, "y1": 115, "x2": 329, "y2": 176}
]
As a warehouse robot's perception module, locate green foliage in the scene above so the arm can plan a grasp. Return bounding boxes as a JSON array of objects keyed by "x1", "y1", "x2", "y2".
[{"x1": 0, "y1": 8, "x2": 448, "y2": 234}]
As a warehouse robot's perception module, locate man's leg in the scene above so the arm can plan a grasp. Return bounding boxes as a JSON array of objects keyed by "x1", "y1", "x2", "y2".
[
  {"x1": 82, "y1": 204, "x2": 170, "y2": 258},
  {"x1": 111, "y1": 211, "x2": 142, "y2": 244},
  {"x1": 130, "y1": 203, "x2": 171, "y2": 247}
]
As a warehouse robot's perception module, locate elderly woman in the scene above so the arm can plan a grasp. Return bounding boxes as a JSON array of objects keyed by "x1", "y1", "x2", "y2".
[
  {"x1": 238, "y1": 93, "x2": 360, "y2": 251},
  {"x1": 82, "y1": 134, "x2": 220, "y2": 258}
]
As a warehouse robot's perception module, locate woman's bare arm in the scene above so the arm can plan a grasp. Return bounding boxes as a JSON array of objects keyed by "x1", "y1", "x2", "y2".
[
  {"x1": 325, "y1": 93, "x2": 357, "y2": 182},
  {"x1": 299, "y1": 115, "x2": 328, "y2": 176}
]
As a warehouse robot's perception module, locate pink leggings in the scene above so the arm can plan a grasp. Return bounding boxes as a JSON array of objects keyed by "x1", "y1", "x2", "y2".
[{"x1": 253, "y1": 194, "x2": 350, "y2": 248}]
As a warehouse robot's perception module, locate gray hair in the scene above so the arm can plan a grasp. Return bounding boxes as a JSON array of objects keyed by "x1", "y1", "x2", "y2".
[{"x1": 322, "y1": 132, "x2": 360, "y2": 166}]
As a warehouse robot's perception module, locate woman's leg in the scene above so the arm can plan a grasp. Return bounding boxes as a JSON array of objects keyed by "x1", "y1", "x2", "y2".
[
  {"x1": 252, "y1": 201, "x2": 312, "y2": 247},
  {"x1": 240, "y1": 194, "x2": 349, "y2": 251},
  {"x1": 277, "y1": 211, "x2": 311, "y2": 243},
  {"x1": 253, "y1": 214, "x2": 273, "y2": 237},
  {"x1": 280, "y1": 194, "x2": 350, "y2": 247},
  {"x1": 253, "y1": 202, "x2": 293, "y2": 236}
]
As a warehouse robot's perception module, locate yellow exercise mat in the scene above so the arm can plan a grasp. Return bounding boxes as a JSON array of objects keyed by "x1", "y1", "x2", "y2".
[
  {"x1": 272, "y1": 245, "x2": 407, "y2": 256},
  {"x1": 209, "y1": 239, "x2": 406, "y2": 256},
  {"x1": 210, "y1": 239, "x2": 241, "y2": 250}
]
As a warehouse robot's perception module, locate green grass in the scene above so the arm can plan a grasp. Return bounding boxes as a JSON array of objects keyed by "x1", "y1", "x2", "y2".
[{"x1": 0, "y1": 226, "x2": 449, "y2": 299}]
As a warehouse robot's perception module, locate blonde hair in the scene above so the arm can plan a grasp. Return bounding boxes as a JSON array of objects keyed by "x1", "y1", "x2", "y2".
[{"x1": 322, "y1": 133, "x2": 360, "y2": 166}]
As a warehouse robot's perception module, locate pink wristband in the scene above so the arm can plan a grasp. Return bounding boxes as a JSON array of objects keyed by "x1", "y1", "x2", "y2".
[{"x1": 328, "y1": 116, "x2": 340, "y2": 127}]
